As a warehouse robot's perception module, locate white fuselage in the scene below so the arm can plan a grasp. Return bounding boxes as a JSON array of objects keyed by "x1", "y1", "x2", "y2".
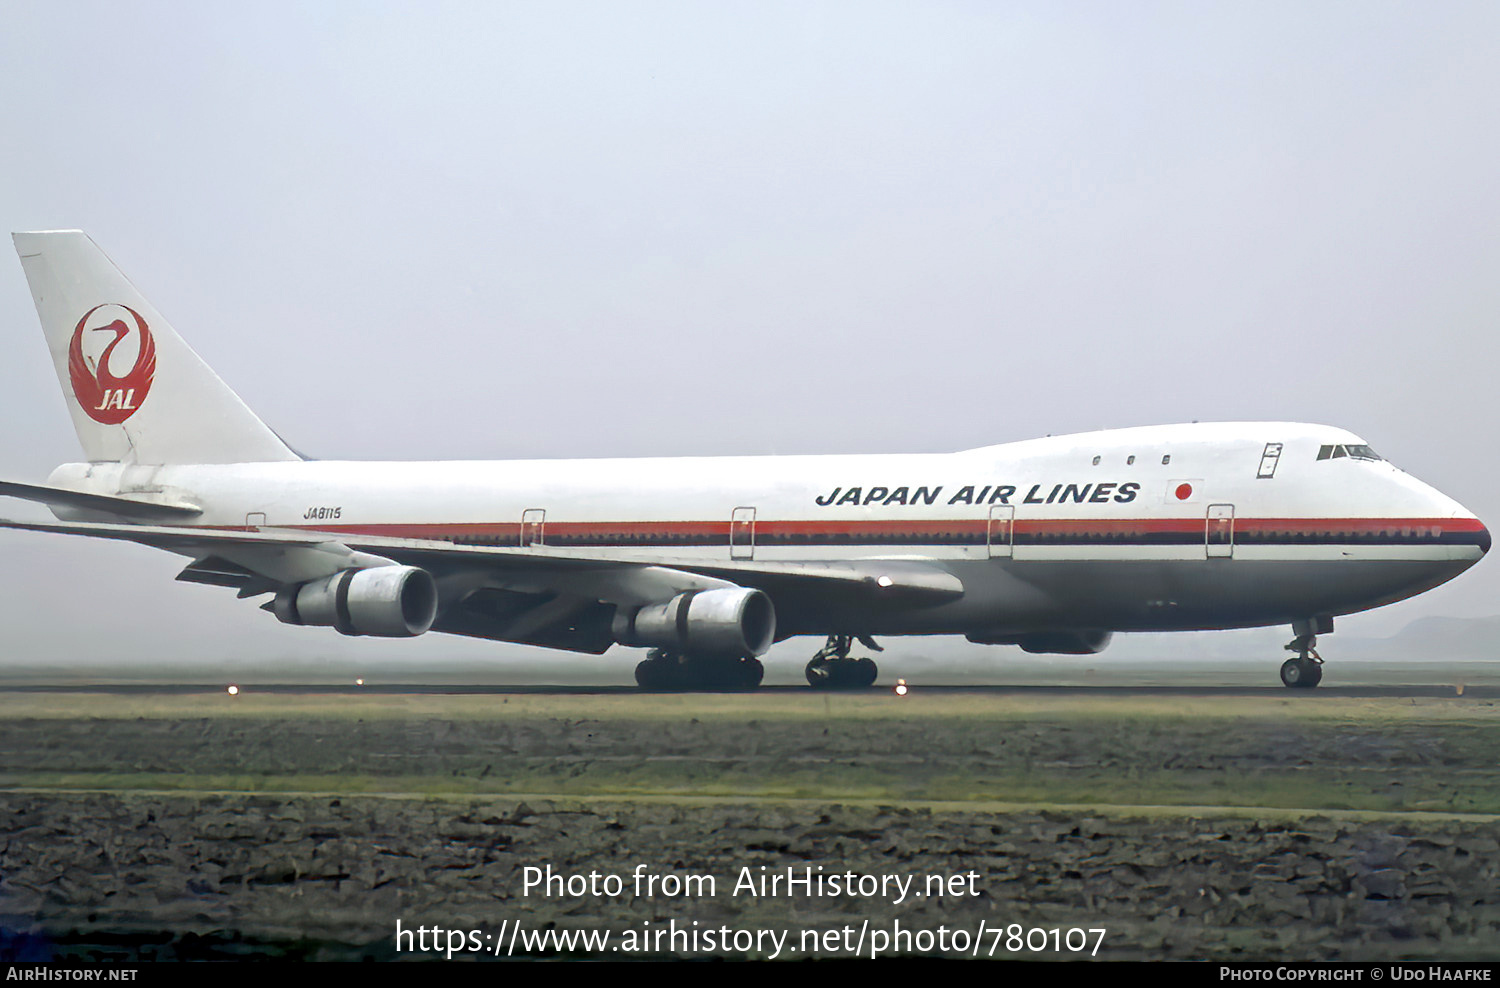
[{"x1": 48, "y1": 421, "x2": 1489, "y2": 641}]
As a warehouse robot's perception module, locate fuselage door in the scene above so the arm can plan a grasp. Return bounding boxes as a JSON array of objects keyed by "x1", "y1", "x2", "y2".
[
  {"x1": 987, "y1": 504, "x2": 1014, "y2": 558},
  {"x1": 521, "y1": 508, "x2": 546, "y2": 547},
  {"x1": 246, "y1": 512, "x2": 267, "y2": 531},
  {"x1": 731, "y1": 506, "x2": 756, "y2": 560},
  {"x1": 1257, "y1": 442, "x2": 1283, "y2": 479},
  {"x1": 1206, "y1": 503, "x2": 1234, "y2": 558}
]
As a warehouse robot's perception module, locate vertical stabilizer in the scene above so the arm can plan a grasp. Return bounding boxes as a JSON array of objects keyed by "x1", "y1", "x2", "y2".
[{"x1": 12, "y1": 231, "x2": 298, "y2": 464}]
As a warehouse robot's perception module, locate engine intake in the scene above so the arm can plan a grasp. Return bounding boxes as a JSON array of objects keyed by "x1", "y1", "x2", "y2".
[
  {"x1": 614, "y1": 587, "x2": 776, "y2": 657},
  {"x1": 966, "y1": 629, "x2": 1113, "y2": 654},
  {"x1": 273, "y1": 566, "x2": 438, "y2": 637}
]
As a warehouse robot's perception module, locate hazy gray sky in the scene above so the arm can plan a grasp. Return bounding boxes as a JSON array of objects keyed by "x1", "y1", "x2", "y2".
[{"x1": 1, "y1": 2, "x2": 1498, "y2": 675}]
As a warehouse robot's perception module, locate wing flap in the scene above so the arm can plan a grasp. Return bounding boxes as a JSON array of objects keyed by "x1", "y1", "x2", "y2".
[{"x1": 175, "y1": 555, "x2": 257, "y2": 588}]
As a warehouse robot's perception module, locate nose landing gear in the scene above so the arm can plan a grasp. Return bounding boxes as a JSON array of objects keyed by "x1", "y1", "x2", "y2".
[
  {"x1": 805, "y1": 634, "x2": 881, "y2": 689},
  {"x1": 1279, "y1": 634, "x2": 1324, "y2": 689}
]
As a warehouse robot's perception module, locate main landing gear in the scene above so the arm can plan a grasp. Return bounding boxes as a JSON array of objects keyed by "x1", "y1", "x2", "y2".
[
  {"x1": 1280, "y1": 617, "x2": 1331, "y2": 689},
  {"x1": 805, "y1": 634, "x2": 881, "y2": 689},
  {"x1": 634, "y1": 649, "x2": 764, "y2": 691}
]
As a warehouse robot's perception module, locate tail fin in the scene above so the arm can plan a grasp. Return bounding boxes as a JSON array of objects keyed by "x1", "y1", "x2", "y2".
[{"x1": 12, "y1": 231, "x2": 298, "y2": 464}]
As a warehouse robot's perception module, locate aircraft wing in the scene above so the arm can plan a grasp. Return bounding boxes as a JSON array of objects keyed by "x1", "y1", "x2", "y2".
[{"x1": 0, "y1": 517, "x2": 965, "y2": 653}]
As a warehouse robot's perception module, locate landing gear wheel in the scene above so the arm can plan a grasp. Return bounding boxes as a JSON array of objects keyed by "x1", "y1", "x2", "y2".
[
  {"x1": 733, "y1": 658, "x2": 765, "y2": 690},
  {"x1": 636, "y1": 651, "x2": 765, "y2": 691},
  {"x1": 694, "y1": 656, "x2": 764, "y2": 691},
  {"x1": 635, "y1": 650, "x2": 680, "y2": 690},
  {"x1": 805, "y1": 636, "x2": 880, "y2": 689},
  {"x1": 1279, "y1": 656, "x2": 1322, "y2": 689},
  {"x1": 1280, "y1": 629, "x2": 1326, "y2": 689}
]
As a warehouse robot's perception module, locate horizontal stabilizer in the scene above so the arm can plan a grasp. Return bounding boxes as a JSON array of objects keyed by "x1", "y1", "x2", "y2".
[
  {"x1": 0, "y1": 517, "x2": 341, "y2": 551},
  {"x1": 0, "y1": 480, "x2": 201, "y2": 520},
  {"x1": 0, "y1": 517, "x2": 391, "y2": 588}
]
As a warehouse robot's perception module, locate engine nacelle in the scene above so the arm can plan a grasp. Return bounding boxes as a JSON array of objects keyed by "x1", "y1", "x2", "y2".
[
  {"x1": 613, "y1": 587, "x2": 776, "y2": 657},
  {"x1": 273, "y1": 565, "x2": 438, "y2": 638},
  {"x1": 966, "y1": 630, "x2": 1113, "y2": 654}
]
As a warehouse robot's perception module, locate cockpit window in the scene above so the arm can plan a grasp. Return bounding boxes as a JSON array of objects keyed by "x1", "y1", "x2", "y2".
[{"x1": 1317, "y1": 444, "x2": 1382, "y2": 462}]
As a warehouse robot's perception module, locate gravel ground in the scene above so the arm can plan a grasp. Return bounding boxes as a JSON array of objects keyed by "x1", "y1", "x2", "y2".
[
  {"x1": 0, "y1": 694, "x2": 1497, "y2": 961},
  {"x1": 2, "y1": 793, "x2": 1498, "y2": 961}
]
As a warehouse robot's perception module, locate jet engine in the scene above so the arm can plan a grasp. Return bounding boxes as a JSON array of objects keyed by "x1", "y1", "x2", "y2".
[
  {"x1": 966, "y1": 629, "x2": 1113, "y2": 654},
  {"x1": 273, "y1": 565, "x2": 438, "y2": 637},
  {"x1": 613, "y1": 587, "x2": 776, "y2": 657}
]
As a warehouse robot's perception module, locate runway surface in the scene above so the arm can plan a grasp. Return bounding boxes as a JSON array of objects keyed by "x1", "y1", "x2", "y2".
[{"x1": 0, "y1": 682, "x2": 1493, "y2": 698}]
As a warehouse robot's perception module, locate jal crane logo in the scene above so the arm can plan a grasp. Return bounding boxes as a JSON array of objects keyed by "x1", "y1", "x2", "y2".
[{"x1": 68, "y1": 304, "x2": 156, "y2": 425}]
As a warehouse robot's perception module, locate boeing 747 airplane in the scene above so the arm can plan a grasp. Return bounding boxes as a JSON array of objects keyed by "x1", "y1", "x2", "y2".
[{"x1": 2, "y1": 231, "x2": 1488, "y2": 689}]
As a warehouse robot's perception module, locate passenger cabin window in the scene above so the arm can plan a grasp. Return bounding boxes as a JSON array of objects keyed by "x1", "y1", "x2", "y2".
[
  {"x1": 1162, "y1": 455, "x2": 1171, "y2": 465},
  {"x1": 1092, "y1": 455, "x2": 1100, "y2": 466},
  {"x1": 1126, "y1": 455, "x2": 1135, "y2": 465}
]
